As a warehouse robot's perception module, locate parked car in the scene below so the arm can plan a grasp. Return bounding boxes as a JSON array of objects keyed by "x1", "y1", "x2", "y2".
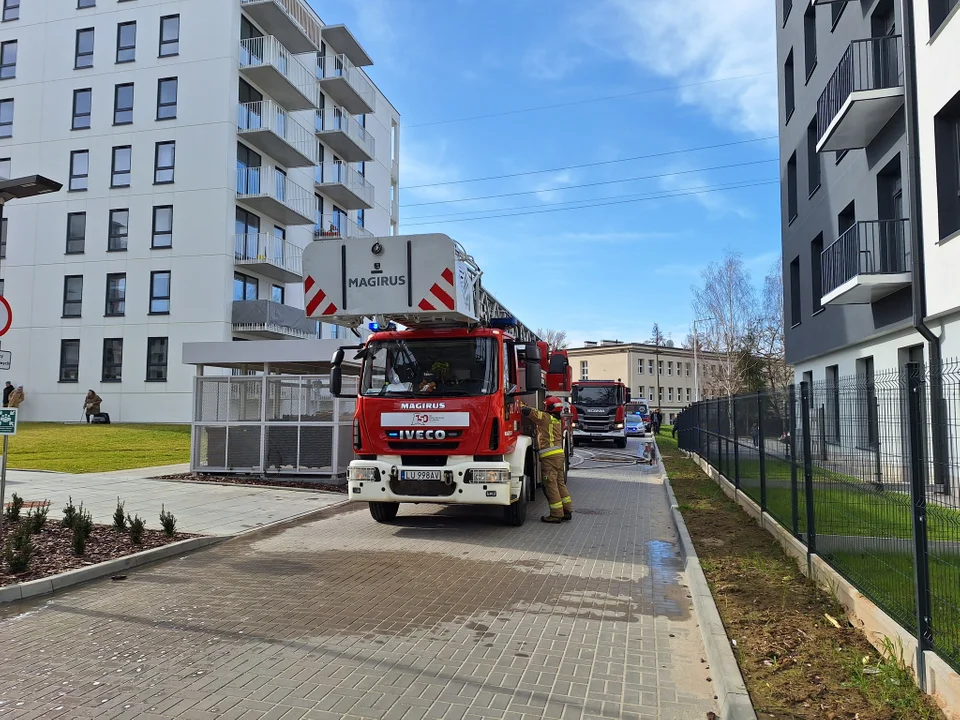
[{"x1": 625, "y1": 414, "x2": 646, "y2": 437}]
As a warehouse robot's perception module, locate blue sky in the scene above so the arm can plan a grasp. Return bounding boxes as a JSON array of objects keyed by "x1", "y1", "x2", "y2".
[{"x1": 309, "y1": 0, "x2": 780, "y2": 347}]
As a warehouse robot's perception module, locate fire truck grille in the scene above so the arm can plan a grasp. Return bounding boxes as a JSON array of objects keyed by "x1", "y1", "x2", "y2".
[
  {"x1": 389, "y1": 479, "x2": 457, "y2": 497},
  {"x1": 388, "y1": 441, "x2": 460, "y2": 452}
]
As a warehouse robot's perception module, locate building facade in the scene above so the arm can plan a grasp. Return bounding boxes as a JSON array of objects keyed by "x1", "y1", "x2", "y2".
[
  {"x1": 566, "y1": 342, "x2": 725, "y2": 423},
  {"x1": 0, "y1": 0, "x2": 400, "y2": 422},
  {"x1": 777, "y1": 0, "x2": 960, "y2": 383}
]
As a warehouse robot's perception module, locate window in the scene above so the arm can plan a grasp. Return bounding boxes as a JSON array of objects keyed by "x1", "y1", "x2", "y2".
[
  {"x1": 113, "y1": 83, "x2": 134, "y2": 124},
  {"x1": 0, "y1": 40, "x2": 16, "y2": 79},
  {"x1": 66, "y1": 212, "x2": 86, "y2": 253},
  {"x1": 111, "y1": 146, "x2": 131, "y2": 187},
  {"x1": 786, "y1": 152, "x2": 798, "y2": 222},
  {"x1": 930, "y1": 0, "x2": 960, "y2": 35},
  {"x1": 149, "y1": 271, "x2": 170, "y2": 314},
  {"x1": 580, "y1": 360, "x2": 588, "y2": 381},
  {"x1": 658, "y1": 360, "x2": 663, "y2": 375},
  {"x1": 235, "y1": 206, "x2": 260, "y2": 258},
  {"x1": 685, "y1": 362, "x2": 691, "y2": 377},
  {"x1": 116, "y1": 21, "x2": 136, "y2": 63},
  {"x1": 105, "y1": 273, "x2": 126, "y2": 316},
  {"x1": 0, "y1": 218, "x2": 5, "y2": 258},
  {"x1": 638, "y1": 359, "x2": 644, "y2": 375},
  {"x1": 233, "y1": 272, "x2": 258, "y2": 301},
  {"x1": 108, "y1": 209, "x2": 128, "y2": 251},
  {"x1": 152, "y1": 205, "x2": 173, "y2": 248},
  {"x1": 803, "y1": 5, "x2": 817, "y2": 80},
  {"x1": 790, "y1": 256, "x2": 801, "y2": 327},
  {"x1": 271, "y1": 284, "x2": 284, "y2": 304},
  {"x1": 825, "y1": 365, "x2": 840, "y2": 442},
  {"x1": 686, "y1": 388, "x2": 691, "y2": 402},
  {"x1": 807, "y1": 119, "x2": 821, "y2": 195},
  {"x1": 810, "y1": 233, "x2": 823, "y2": 312},
  {"x1": 0, "y1": 98, "x2": 12, "y2": 138},
  {"x1": 934, "y1": 93, "x2": 960, "y2": 240},
  {"x1": 62, "y1": 276, "x2": 83, "y2": 317},
  {"x1": 59, "y1": 340, "x2": 80, "y2": 383},
  {"x1": 77, "y1": 0, "x2": 95, "y2": 7},
  {"x1": 237, "y1": 142, "x2": 261, "y2": 194},
  {"x1": 72, "y1": 88, "x2": 92, "y2": 130},
  {"x1": 784, "y1": 50, "x2": 795, "y2": 122},
  {"x1": 146, "y1": 337, "x2": 168, "y2": 381},
  {"x1": 3, "y1": 0, "x2": 20, "y2": 22},
  {"x1": 75, "y1": 28, "x2": 94, "y2": 69},
  {"x1": 0, "y1": 157, "x2": 9, "y2": 179},
  {"x1": 782, "y1": 0, "x2": 792, "y2": 25},
  {"x1": 159, "y1": 15, "x2": 179, "y2": 57},
  {"x1": 857, "y1": 356, "x2": 879, "y2": 448},
  {"x1": 102, "y1": 339, "x2": 123, "y2": 382},
  {"x1": 668, "y1": 388, "x2": 674, "y2": 402},
  {"x1": 658, "y1": 387, "x2": 663, "y2": 401},
  {"x1": 156, "y1": 77, "x2": 177, "y2": 120},
  {"x1": 831, "y1": 1, "x2": 846, "y2": 28},
  {"x1": 648, "y1": 359, "x2": 654, "y2": 374},
  {"x1": 154, "y1": 141, "x2": 175, "y2": 183},
  {"x1": 357, "y1": 208, "x2": 364, "y2": 228},
  {"x1": 667, "y1": 361, "x2": 673, "y2": 376},
  {"x1": 69, "y1": 149, "x2": 88, "y2": 190}
]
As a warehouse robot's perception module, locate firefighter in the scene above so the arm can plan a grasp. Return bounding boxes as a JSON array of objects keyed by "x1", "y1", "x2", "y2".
[{"x1": 521, "y1": 396, "x2": 573, "y2": 523}]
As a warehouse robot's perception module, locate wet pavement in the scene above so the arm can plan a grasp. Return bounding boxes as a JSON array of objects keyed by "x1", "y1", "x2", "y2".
[{"x1": 0, "y1": 442, "x2": 717, "y2": 719}]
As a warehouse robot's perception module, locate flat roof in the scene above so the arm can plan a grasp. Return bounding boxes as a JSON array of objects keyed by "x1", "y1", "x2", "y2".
[{"x1": 182, "y1": 339, "x2": 361, "y2": 374}]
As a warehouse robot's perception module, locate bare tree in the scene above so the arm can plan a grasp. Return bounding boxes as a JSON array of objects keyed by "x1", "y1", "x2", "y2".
[
  {"x1": 648, "y1": 323, "x2": 665, "y2": 346},
  {"x1": 691, "y1": 251, "x2": 757, "y2": 398},
  {"x1": 536, "y1": 328, "x2": 569, "y2": 350},
  {"x1": 755, "y1": 257, "x2": 792, "y2": 396}
]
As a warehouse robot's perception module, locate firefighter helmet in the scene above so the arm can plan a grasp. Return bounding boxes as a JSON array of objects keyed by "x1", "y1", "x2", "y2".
[{"x1": 544, "y1": 396, "x2": 563, "y2": 415}]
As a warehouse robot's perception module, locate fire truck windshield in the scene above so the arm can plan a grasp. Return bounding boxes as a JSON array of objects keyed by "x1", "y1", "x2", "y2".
[
  {"x1": 361, "y1": 337, "x2": 498, "y2": 397},
  {"x1": 573, "y1": 386, "x2": 620, "y2": 406}
]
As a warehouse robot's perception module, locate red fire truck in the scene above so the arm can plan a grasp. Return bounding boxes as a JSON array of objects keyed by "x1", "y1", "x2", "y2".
[
  {"x1": 570, "y1": 379, "x2": 631, "y2": 449},
  {"x1": 302, "y1": 233, "x2": 572, "y2": 526}
]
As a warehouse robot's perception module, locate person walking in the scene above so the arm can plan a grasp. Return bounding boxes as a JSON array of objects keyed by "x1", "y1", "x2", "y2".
[
  {"x1": 521, "y1": 396, "x2": 573, "y2": 523},
  {"x1": 7, "y1": 385, "x2": 24, "y2": 409},
  {"x1": 2, "y1": 381, "x2": 12, "y2": 408},
  {"x1": 83, "y1": 389, "x2": 102, "y2": 423},
  {"x1": 652, "y1": 408, "x2": 662, "y2": 435},
  {"x1": 750, "y1": 422, "x2": 760, "y2": 448}
]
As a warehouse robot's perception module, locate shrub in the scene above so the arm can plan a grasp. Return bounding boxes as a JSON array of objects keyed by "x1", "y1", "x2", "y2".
[
  {"x1": 28, "y1": 501, "x2": 49, "y2": 534},
  {"x1": 4, "y1": 493, "x2": 23, "y2": 522},
  {"x1": 113, "y1": 498, "x2": 126, "y2": 531},
  {"x1": 4, "y1": 523, "x2": 33, "y2": 573},
  {"x1": 127, "y1": 514, "x2": 145, "y2": 544},
  {"x1": 159, "y1": 505, "x2": 176, "y2": 537},
  {"x1": 62, "y1": 497, "x2": 78, "y2": 529},
  {"x1": 72, "y1": 507, "x2": 94, "y2": 556}
]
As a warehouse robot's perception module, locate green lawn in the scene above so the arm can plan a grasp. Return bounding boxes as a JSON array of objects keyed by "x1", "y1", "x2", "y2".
[{"x1": 6, "y1": 423, "x2": 191, "y2": 473}]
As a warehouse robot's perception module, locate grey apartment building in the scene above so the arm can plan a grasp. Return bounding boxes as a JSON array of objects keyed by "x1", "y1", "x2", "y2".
[{"x1": 777, "y1": 0, "x2": 960, "y2": 383}]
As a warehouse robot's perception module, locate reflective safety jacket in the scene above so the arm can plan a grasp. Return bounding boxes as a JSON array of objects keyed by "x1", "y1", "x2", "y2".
[{"x1": 521, "y1": 406, "x2": 565, "y2": 459}]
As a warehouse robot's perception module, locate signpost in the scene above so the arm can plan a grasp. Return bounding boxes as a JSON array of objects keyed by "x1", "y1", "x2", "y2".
[
  {"x1": 0, "y1": 350, "x2": 11, "y2": 371},
  {"x1": 0, "y1": 407, "x2": 18, "y2": 532}
]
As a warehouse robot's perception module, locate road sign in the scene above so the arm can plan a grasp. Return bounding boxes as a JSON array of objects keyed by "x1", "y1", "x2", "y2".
[
  {"x1": 0, "y1": 350, "x2": 10, "y2": 371},
  {"x1": 0, "y1": 297, "x2": 10, "y2": 337},
  {"x1": 0, "y1": 408, "x2": 16, "y2": 435}
]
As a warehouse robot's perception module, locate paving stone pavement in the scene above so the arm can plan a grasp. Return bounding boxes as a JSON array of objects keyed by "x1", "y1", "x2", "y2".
[{"x1": 0, "y1": 448, "x2": 718, "y2": 720}]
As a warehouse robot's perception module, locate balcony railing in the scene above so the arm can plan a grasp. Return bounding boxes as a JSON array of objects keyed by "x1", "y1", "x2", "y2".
[
  {"x1": 313, "y1": 212, "x2": 372, "y2": 239},
  {"x1": 237, "y1": 165, "x2": 315, "y2": 225},
  {"x1": 239, "y1": 36, "x2": 317, "y2": 111},
  {"x1": 234, "y1": 233, "x2": 303, "y2": 282},
  {"x1": 317, "y1": 53, "x2": 376, "y2": 115},
  {"x1": 816, "y1": 36, "x2": 904, "y2": 151},
  {"x1": 314, "y1": 106, "x2": 375, "y2": 162},
  {"x1": 239, "y1": 0, "x2": 321, "y2": 53},
  {"x1": 232, "y1": 299, "x2": 317, "y2": 339},
  {"x1": 237, "y1": 100, "x2": 318, "y2": 167},
  {"x1": 390, "y1": 198, "x2": 398, "y2": 219},
  {"x1": 314, "y1": 161, "x2": 374, "y2": 210},
  {"x1": 821, "y1": 220, "x2": 911, "y2": 300}
]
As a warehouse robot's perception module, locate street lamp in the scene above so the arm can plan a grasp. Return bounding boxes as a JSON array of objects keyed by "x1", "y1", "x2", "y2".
[{"x1": 692, "y1": 316, "x2": 715, "y2": 403}]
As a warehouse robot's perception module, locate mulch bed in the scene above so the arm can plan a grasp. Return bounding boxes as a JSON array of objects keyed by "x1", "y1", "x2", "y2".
[
  {"x1": 155, "y1": 472, "x2": 347, "y2": 494},
  {"x1": 0, "y1": 518, "x2": 194, "y2": 588}
]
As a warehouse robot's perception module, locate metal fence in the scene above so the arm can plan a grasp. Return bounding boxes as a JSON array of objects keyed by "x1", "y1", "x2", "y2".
[
  {"x1": 675, "y1": 361, "x2": 960, "y2": 674},
  {"x1": 191, "y1": 374, "x2": 356, "y2": 476}
]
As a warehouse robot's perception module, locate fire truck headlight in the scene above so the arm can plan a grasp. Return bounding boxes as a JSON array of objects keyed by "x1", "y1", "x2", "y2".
[
  {"x1": 473, "y1": 469, "x2": 510, "y2": 484},
  {"x1": 571, "y1": 422, "x2": 578, "y2": 429},
  {"x1": 349, "y1": 466, "x2": 380, "y2": 482},
  {"x1": 614, "y1": 423, "x2": 624, "y2": 430}
]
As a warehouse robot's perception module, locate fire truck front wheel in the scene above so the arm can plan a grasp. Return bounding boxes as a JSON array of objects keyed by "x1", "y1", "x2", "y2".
[
  {"x1": 615, "y1": 437, "x2": 627, "y2": 449},
  {"x1": 369, "y1": 501, "x2": 400, "y2": 523},
  {"x1": 503, "y1": 473, "x2": 529, "y2": 527}
]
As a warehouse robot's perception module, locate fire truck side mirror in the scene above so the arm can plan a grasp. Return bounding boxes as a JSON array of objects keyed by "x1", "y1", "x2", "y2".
[
  {"x1": 626, "y1": 389, "x2": 632, "y2": 403},
  {"x1": 330, "y1": 348, "x2": 345, "y2": 397},
  {"x1": 524, "y1": 343, "x2": 543, "y2": 391}
]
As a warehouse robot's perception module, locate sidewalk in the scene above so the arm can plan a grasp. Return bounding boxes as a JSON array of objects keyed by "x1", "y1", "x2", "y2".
[{"x1": 2, "y1": 464, "x2": 345, "y2": 536}]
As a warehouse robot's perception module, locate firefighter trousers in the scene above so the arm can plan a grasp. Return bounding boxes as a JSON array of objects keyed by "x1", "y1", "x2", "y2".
[{"x1": 541, "y1": 454, "x2": 572, "y2": 518}]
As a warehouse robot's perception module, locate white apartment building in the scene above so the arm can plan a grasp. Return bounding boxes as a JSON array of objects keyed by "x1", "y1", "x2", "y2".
[{"x1": 0, "y1": 0, "x2": 401, "y2": 422}]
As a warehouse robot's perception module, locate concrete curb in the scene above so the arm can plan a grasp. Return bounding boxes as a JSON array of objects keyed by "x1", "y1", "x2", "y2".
[
  {"x1": 660, "y1": 454, "x2": 757, "y2": 719},
  {"x1": 0, "y1": 536, "x2": 226, "y2": 605}
]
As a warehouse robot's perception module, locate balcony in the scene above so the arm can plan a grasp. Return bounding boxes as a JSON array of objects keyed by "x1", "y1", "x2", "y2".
[
  {"x1": 314, "y1": 161, "x2": 374, "y2": 210},
  {"x1": 320, "y1": 24, "x2": 373, "y2": 67},
  {"x1": 391, "y1": 198, "x2": 398, "y2": 220},
  {"x1": 317, "y1": 54, "x2": 375, "y2": 115},
  {"x1": 238, "y1": 101, "x2": 317, "y2": 168},
  {"x1": 313, "y1": 212, "x2": 372, "y2": 240},
  {"x1": 315, "y1": 107, "x2": 374, "y2": 163},
  {"x1": 232, "y1": 299, "x2": 317, "y2": 339},
  {"x1": 237, "y1": 166, "x2": 315, "y2": 225},
  {"x1": 391, "y1": 155, "x2": 399, "y2": 182},
  {"x1": 239, "y1": 0, "x2": 321, "y2": 54},
  {"x1": 234, "y1": 233, "x2": 303, "y2": 283},
  {"x1": 816, "y1": 36, "x2": 905, "y2": 153},
  {"x1": 239, "y1": 36, "x2": 317, "y2": 111},
  {"x1": 821, "y1": 220, "x2": 912, "y2": 305}
]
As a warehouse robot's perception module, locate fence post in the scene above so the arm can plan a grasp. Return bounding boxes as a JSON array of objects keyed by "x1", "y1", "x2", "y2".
[
  {"x1": 789, "y1": 383, "x2": 799, "y2": 537},
  {"x1": 757, "y1": 390, "x2": 767, "y2": 512},
  {"x1": 705, "y1": 401, "x2": 711, "y2": 468},
  {"x1": 906, "y1": 361, "x2": 933, "y2": 686},
  {"x1": 732, "y1": 395, "x2": 740, "y2": 489},
  {"x1": 800, "y1": 381, "x2": 816, "y2": 554}
]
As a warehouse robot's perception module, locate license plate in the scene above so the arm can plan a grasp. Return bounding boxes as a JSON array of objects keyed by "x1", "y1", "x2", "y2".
[{"x1": 401, "y1": 470, "x2": 441, "y2": 481}]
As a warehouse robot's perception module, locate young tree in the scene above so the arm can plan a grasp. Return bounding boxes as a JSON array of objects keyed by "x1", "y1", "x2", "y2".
[
  {"x1": 536, "y1": 328, "x2": 569, "y2": 350},
  {"x1": 648, "y1": 323, "x2": 666, "y2": 347},
  {"x1": 755, "y1": 257, "x2": 792, "y2": 396}
]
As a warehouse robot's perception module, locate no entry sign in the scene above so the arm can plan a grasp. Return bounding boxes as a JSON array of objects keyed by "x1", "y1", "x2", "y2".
[{"x1": 0, "y1": 297, "x2": 11, "y2": 337}]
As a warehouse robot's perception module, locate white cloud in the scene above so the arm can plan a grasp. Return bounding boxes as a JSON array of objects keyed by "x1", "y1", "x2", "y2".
[
  {"x1": 398, "y1": 137, "x2": 467, "y2": 210},
  {"x1": 533, "y1": 171, "x2": 574, "y2": 203},
  {"x1": 524, "y1": 47, "x2": 582, "y2": 81},
  {"x1": 579, "y1": 0, "x2": 777, "y2": 136},
  {"x1": 559, "y1": 231, "x2": 675, "y2": 244}
]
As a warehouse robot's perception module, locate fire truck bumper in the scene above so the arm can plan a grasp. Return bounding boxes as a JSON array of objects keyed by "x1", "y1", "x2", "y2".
[
  {"x1": 573, "y1": 429, "x2": 626, "y2": 439},
  {"x1": 347, "y1": 458, "x2": 520, "y2": 506}
]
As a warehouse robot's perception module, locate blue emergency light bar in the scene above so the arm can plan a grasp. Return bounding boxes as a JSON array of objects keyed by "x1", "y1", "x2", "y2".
[
  {"x1": 368, "y1": 321, "x2": 397, "y2": 332},
  {"x1": 489, "y1": 317, "x2": 518, "y2": 329}
]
